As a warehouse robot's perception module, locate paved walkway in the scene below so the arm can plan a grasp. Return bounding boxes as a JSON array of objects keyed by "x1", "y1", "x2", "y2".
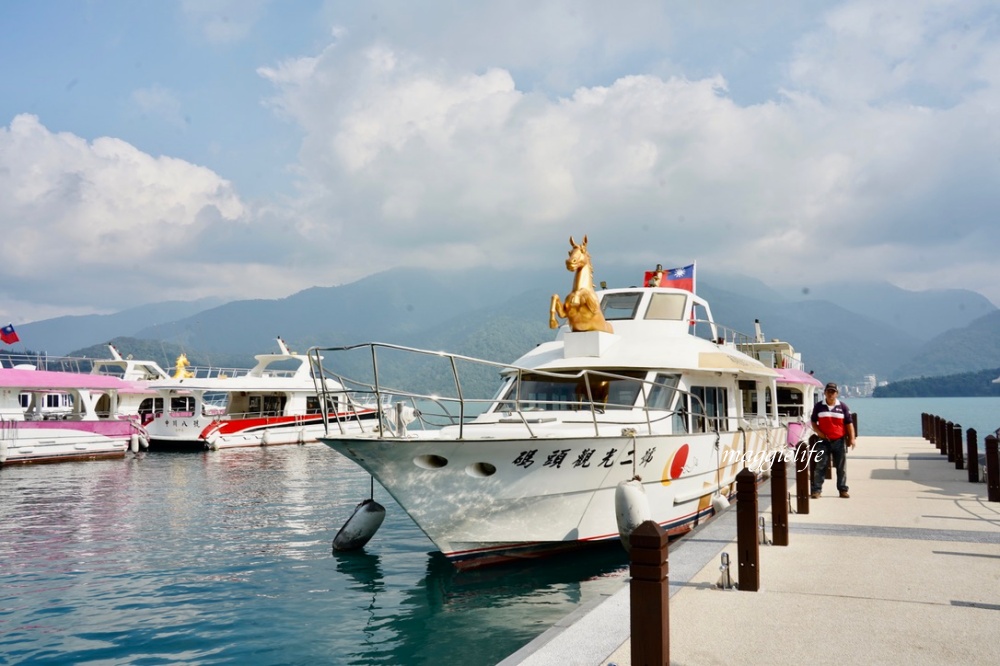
[{"x1": 501, "y1": 436, "x2": 1000, "y2": 666}]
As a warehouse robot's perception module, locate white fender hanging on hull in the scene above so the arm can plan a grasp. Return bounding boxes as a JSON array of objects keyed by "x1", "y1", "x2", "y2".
[
  {"x1": 614, "y1": 476, "x2": 651, "y2": 553},
  {"x1": 333, "y1": 498, "x2": 386, "y2": 551}
]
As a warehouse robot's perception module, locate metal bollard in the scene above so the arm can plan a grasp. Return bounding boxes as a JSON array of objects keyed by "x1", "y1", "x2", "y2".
[
  {"x1": 952, "y1": 423, "x2": 964, "y2": 470},
  {"x1": 986, "y1": 436, "x2": 1000, "y2": 503},
  {"x1": 758, "y1": 516, "x2": 771, "y2": 545},
  {"x1": 770, "y1": 450, "x2": 789, "y2": 546},
  {"x1": 795, "y1": 442, "x2": 810, "y2": 514},
  {"x1": 967, "y1": 429, "x2": 979, "y2": 483},
  {"x1": 629, "y1": 520, "x2": 669, "y2": 666},
  {"x1": 717, "y1": 552, "x2": 736, "y2": 589},
  {"x1": 736, "y1": 467, "x2": 760, "y2": 592}
]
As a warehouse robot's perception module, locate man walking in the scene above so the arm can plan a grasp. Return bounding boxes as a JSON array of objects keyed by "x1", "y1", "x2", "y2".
[{"x1": 810, "y1": 382, "x2": 856, "y2": 498}]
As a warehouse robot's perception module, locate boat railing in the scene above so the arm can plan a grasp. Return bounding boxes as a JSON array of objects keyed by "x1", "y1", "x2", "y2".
[
  {"x1": 307, "y1": 342, "x2": 731, "y2": 440},
  {"x1": 0, "y1": 350, "x2": 260, "y2": 381},
  {"x1": 695, "y1": 320, "x2": 755, "y2": 348}
]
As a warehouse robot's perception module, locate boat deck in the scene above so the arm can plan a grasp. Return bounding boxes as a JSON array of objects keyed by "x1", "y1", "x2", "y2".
[{"x1": 501, "y1": 435, "x2": 1000, "y2": 666}]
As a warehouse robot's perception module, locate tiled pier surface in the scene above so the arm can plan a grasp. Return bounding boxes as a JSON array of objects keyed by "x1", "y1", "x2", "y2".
[{"x1": 501, "y1": 436, "x2": 1000, "y2": 666}]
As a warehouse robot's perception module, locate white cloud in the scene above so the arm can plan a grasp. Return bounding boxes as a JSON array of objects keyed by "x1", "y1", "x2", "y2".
[
  {"x1": 3, "y1": 0, "x2": 1000, "y2": 324},
  {"x1": 0, "y1": 114, "x2": 251, "y2": 314}
]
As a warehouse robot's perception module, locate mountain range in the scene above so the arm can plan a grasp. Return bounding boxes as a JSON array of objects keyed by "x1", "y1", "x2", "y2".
[{"x1": 9, "y1": 265, "x2": 1000, "y2": 389}]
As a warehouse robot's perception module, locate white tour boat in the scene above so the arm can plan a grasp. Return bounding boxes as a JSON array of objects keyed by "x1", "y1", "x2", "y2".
[
  {"x1": 312, "y1": 237, "x2": 788, "y2": 568},
  {"x1": 742, "y1": 319, "x2": 823, "y2": 445},
  {"x1": 1, "y1": 368, "x2": 150, "y2": 465},
  {"x1": 144, "y1": 338, "x2": 377, "y2": 450}
]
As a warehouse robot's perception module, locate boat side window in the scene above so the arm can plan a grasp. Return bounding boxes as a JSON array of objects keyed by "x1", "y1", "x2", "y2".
[
  {"x1": 171, "y1": 396, "x2": 195, "y2": 416},
  {"x1": 777, "y1": 387, "x2": 803, "y2": 417},
  {"x1": 644, "y1": 294, "x2": 687, "y2": 320},
  {"x1": 673, "y1": 394, "x2": 689, "y2": 433},
  {"x1": 690, "y1": 386, "x2": 729, "y2": 432},
  {"x1": 601, "y1": 292, "x2": 643, "y2": 321},
  {"x1": 262, "y1": 395, "x2": 286, "y2": 416},
  {"x1": 307, "y1": 395, "x2": 339, "y2": 414},
  {"x1": 646, "y1": 374, "x2": 681, "y2": 410},
  {"x1": 498, "y1": 371, "x2": 645, "y2": 411}
]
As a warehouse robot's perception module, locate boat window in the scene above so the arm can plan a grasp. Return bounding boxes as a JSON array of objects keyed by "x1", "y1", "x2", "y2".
[
  {"x1": 306, "y1": 395, "x2": 339, "y2": 414},
  {"x1": 690, "y1": 386, "x2": 729, "y2": 433},
  {"x1": 498, "y1": 371, "x2": 645, "y2": 411},
  {"x1": 673, "y1": 393, "x2": 690, "y2": 433},
  {"x1": 646, "y1": 374, "x2": 681, "y2": 410},
  {"x1": 644, "y1": 294, "x2": 687, "y2": 321},
  {"x1": 777, "y1": 387, "x2": 804, "y2": 417},
  {"x1": 601, "y1": 292, "x2": 643, "y2": 321},
  {"x1": 249, "y1": 394, "x2": 286, "y2": 416},
  {"x1": 171, "y1": 396, "x2": 195, "y2": 415}
]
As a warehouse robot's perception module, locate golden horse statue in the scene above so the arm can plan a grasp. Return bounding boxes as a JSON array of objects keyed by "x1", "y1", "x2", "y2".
[
  {"x1": 549, "y1": 235, "x2": 614, "y2": 333},
  {"x1": 173, "y1": 353, "x2": 195, "y2": 379}
]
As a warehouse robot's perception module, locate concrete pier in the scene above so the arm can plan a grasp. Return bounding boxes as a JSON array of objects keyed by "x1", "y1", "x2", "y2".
[{"x1": 501, "y1": 436, "x2": 1000, "y2": 666}]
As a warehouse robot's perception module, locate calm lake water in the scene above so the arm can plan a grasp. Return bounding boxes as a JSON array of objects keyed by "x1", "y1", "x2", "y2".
[{"x1": 3, "y1": 396, "x2": 998, "y2": 665}]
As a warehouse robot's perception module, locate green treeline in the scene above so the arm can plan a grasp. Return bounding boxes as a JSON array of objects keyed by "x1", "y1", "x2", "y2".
[{"x1": 874, "y1": 368, "x2": 1000, "y2": 397}]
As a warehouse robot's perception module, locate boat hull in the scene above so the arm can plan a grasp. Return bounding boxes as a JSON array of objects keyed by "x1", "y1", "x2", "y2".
[
  {"x1": 148, "y1": 410, "x2": 380, "y2": 450},
  {"x1": 0, "y1": 420, "x2": 136, "y2": 465},
  {"x1": 321, "y1": 425, "x2": 782, "y2": 568}
]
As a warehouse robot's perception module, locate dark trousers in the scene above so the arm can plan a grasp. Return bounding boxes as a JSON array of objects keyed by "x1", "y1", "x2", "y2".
[{"x1": 811, "y1": 437, "x2": 848, "y2": 494}]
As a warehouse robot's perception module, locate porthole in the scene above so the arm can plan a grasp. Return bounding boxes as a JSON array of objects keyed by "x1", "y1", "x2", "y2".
[
  {"x1": 413, "y1": 454, "x2": 448, "y2": 469},
  {"x1": 465, "y1": 462, "x2": 496, "y2": 478}
]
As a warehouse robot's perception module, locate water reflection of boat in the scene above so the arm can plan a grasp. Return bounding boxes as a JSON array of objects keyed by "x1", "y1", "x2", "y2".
[
  {"x1": 337, "y1": 544, "x2": 628, "y2": 666},
  {"x1": 314, "y1": 240, "x2": 787, "y2": 568}
]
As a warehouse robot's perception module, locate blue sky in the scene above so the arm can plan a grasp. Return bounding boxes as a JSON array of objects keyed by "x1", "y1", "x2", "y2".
[{"x1": 2, "y1": 0, "x2": 999, "y2": 324}]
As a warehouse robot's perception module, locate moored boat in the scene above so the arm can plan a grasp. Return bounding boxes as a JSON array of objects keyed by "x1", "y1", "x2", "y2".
[
  {"x1": 0, "y1": 368, "x2": 149, "y2": 465},
  {"x1": 144, "y1": 338, "x2": 378, "y2": 450},
  {"x1": 741, "y1": 319, "x2": 823, "y2": 445},
  {"x1": 312, "y1": 238, "x2": 788, "y2": 568}
]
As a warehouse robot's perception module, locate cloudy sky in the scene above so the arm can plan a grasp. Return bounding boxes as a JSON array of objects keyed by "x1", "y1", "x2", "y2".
[{"x1": 2, "y1": 0, "x2": 998, "y2": 324}]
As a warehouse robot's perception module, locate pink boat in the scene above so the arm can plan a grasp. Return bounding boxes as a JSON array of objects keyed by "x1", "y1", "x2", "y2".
[{"x1": 0, "y1": 368, "x2": 151, "y2": 465}]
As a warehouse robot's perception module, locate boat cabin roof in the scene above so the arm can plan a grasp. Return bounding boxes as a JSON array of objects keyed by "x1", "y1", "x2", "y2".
[
  {"x1": 0, "y1": 367, "x2": 149, "y2": 392},
  {"x1": 511, "y1": 287, "x2": 777, "y2": 379}
]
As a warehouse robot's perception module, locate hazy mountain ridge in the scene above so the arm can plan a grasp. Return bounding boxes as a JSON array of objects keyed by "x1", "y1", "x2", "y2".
[{"x1": 9, "y1": 267, "x2": 998, "y2": 387}]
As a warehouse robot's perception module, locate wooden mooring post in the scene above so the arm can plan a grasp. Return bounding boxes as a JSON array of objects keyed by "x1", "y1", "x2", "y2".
[
  {"x1": 967, "y1": 429, "x2": 979, "y2": 483},
  {"x1": 946, "y1": 421, "x2": 956, "y2": 463},
  {"x1": 629, "y1": 520, "x2": 669, "y2": 665},
  {"x1": 952, "y1": 423, "x2": 964, "y2": 470},
  {"x1": 770, "y1": 450, "x2": 789, "y2": 546},
  {"x1": 986, "y1": 435, "x2": 1000, "y2": 503},
  {"x1": 736, "y1": 467, "x2": 760, "y2": 592},
  {"x1": 794, "y1": 441, "x2": 810, "y2": 514}
]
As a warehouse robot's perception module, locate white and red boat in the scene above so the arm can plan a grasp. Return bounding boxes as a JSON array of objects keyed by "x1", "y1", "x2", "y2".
[
  {"x1": 0, "y1": 368, "x2": 150, "y2": 465},
  {"x1": 312, "y1": 243, "x2": 788, "y2": 568},
  {"x1": 144, "y1": 338, "x2": 378, "y2": 450}
]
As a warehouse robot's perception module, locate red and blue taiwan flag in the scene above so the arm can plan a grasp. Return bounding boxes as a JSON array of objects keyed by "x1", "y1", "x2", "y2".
[
  {"x1": 1, "y1": 323, "x2": 19, "y2": 345},
  {"x1": 643, "y1": 264, "x2": 696, "y2": 293}
]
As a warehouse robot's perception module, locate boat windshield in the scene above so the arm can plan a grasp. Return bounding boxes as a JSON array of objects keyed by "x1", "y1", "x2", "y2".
[
  {"x1": 601, "y1": 292, "x2": 643, "y2": 320},
  {"x1": 496, "y1": 370, "x2": 646, "y2": 412}
]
